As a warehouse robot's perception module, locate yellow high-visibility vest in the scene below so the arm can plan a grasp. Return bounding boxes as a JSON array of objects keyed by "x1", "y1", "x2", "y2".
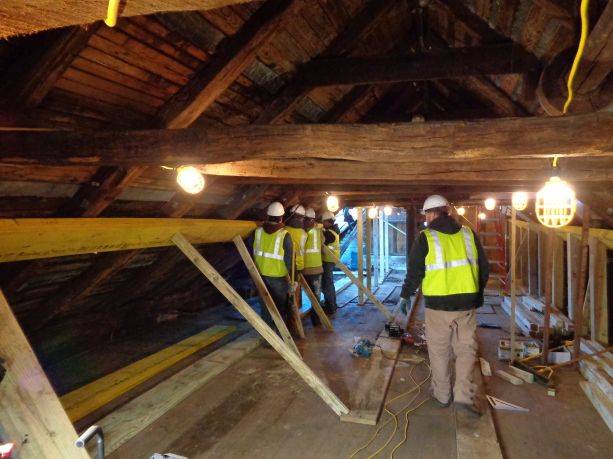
[
  {"x1": 322, "y1": 229, "x2": 340, "y2": 263},
  {"x1": 286, "y1": 226, "x2": 307, "y2": 271},
  {"x1": 304, "y1": 227, "x2": 323, "y2": 269},
  {"x1": 422, "y1": 226, "x2": 479, "y2": 296},
  {"x1": 253, "y1": 227, "x2": 288, "y2": 277}
]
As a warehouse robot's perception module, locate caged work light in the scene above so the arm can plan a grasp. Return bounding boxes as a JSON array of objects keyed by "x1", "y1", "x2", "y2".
[
  {"x1": 368, "y1": 207, "x2": 378, "y2": 219},
  {"x1": 512, "y1": 192, "x2": 528, "y2": 211},
  {"x1": 478, "y1": 212, "x2": 487, "y2": 220},
  {"x1": 535, "y1": 176, "x2": 576, "y2": 228},
  {"x1": 176, "y1": 166, "x2": 205, "y2": 194},
  {"x1": 456, "y1": 206, "x2": 466, "y2": 216},
  {"x1": 484, "y1": 198, "x2": 497, "y2": 211},
  {"x1": 326, "y1": 195, "x2": 340, "y2": 213},
  {"x1": 384, "y1": 205, "x2": 393, "y2": 216}
]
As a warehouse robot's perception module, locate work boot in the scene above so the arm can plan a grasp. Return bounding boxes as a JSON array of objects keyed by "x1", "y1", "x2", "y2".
[
  {"x1": 311, "y1": 311, "x2": 321, "y2": 326},
  {"x1": 429, "y1": 387, "x2": 451, "y2": 408}
]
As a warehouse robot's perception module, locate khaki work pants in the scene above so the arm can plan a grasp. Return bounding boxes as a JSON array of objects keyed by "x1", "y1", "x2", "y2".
[{"x1": 425, "y1": 308, "x2": 477, "y2": 405}]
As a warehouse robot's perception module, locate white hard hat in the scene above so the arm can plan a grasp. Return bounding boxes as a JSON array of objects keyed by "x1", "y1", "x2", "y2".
[
  {"x1": 305, "y1": 207, "x2": 316, "y2": 219},
  {"x1": 289, "y1": 204, "x2": 305, "y2": 216},
  {"x1": 321, "y1": 210, "x2": 335, "y2": 221},
  {"x1": 266, "y1": 201, "x2": 285, "y2": 217},
  {"x1": 422, "y1": 195, "x2": 449, "y2": 214}
]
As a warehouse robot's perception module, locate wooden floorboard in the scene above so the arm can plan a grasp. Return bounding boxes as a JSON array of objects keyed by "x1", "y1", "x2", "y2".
[{"x1": 110, "y1": 272, "x2": 500, "y2": 459}]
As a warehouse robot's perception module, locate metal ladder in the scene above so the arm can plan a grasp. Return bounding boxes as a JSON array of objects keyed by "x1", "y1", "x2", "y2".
[{"x1": 476, "y1": 207, "x2": 507, "y2": 292}]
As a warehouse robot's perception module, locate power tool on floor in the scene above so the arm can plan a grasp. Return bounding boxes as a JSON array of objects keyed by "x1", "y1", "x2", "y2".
[{"x1": 385, "y1": 321, "x2": 404, "y2": 338}]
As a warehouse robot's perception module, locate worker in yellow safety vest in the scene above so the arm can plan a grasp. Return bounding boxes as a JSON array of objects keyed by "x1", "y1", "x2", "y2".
[
  {"x1": 320, "y1": 210, "x2": 340, "y2": 315},
  {"x1": 285, "y1": 204, "x2": 307, "y2": 274},
  {"x1": 398, "y1": 195, "x2": 489, "y2": 416},
  {"x1": 253, "y1": 201, "x2": 294, "y2": 334},
  {"x1": 303, "y1": 207, "x2": 325, "y2": 326}
]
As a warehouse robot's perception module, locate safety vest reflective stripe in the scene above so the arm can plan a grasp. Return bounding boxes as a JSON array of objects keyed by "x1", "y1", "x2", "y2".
[
  {"x1": 422, "y1": 226, "x2": 479, "y2": 296},
  {"x1": 305, "y1": 228, "x2": 320, "y2": 253},
  {"x1": 286, "y1": 227, "x2": 307, "y2": 271},
  {"x1": 424, "y1": 227, "x2": 477, "y2": 271},
  {"x1": 304, "y1": 228, "x2": 323, "y2": 268},
  {"x1": 322, "y1": 230, "x2": 340, "y2": 262},
  {"x1": 254, "y1": 227, "x2": 288, "y2": 277},
  {"x1": 254, "y1": 227, "x2": 285, "y2": 260}
]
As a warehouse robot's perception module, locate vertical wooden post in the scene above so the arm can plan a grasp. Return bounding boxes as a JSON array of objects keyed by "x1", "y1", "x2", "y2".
[
  {"x1": 574, "y1": 206, "x2": 590, "y2": 360},
  {"x1": 172, "y1": 233, "x2": 349, "y2": 416},
  {"x1": 366, "y1": 213, "x2": 372, "y2": 292},
  {"x1": 552, "y1": 236, "x2": 564, "y2": 310},
  {"x1": 383, "y1": 210, "x2": 389, "y2": 274},
  {"x1": 588, "y1": 234, "x2": 607, "y2": 343},
  {"x1": 357, "y1": 207, "x2": 364, "y2": 305},
  {"x1": 379, "y1": 209, "x2": 385, "y2": 281},
  {"x1": 542, "y1": 229, "x2": 554, "y2": 364},
  {"x1": 510, "y1": 206, "x2": 517, "y2": 363},
  {"x1": 566, "y1": 233, "x2": 579, "y2": 320},
  {"x1": 297, "y1": 274, "x2": 334, "y2": 331},
  {"x1": 537, "y1": 230, "x2": 544, "y2": 297},
  {"x1": 406, "y1": 206, "x2": 417, "y2": 273},
  {"x1": 372, "y1": 211, "x2": 382, "y2": 288}
]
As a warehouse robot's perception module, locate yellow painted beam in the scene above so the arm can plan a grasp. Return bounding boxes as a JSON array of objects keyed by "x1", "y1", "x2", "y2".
[
  {"x1": 515, "y1": 220, "x2": 613, "y2": 250},
  {"x1": 60, "y1": 325, "x2": 236, "y2": 422},
  {"x1": 0, "y1": 218, "x2": 257, "y2": 262}
]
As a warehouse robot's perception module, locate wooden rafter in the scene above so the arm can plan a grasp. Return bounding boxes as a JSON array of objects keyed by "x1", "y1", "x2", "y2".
[
  {"x1": 157, "y1": 0, "x2": 301, "y2": 128},
  {"x1": 254, "y1": 0, "x2": 399, "y2": 124},
  {"x1": 3, "y1": 113, "x2": 611, "y2": 166},
  {"x1": 0, "y1": 1, "x2": 256, "y2": 39},
  {"x1": 7, "y1": 24, "x2": 100, "y2": 109},
  {"x1": 298, "y1": 44, "x2": 540, "y2": 87}
]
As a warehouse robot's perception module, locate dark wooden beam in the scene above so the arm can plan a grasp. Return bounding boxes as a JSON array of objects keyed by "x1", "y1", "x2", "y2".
[
  {"x1": 2, "y1": 113, "x2": 611, "y2": 167},
  {"x1": 299, "y1": 44, "x2": 540, "y2": 87},
  {"x1": 157, "y1": 0, "x2": 301, "y2": 128},
  {"x1": 0, "y1": 1, "x2": 255, "y2": 39},
  {"x1": 254, "y1": 0, "x2": 399, "y2": 124}
]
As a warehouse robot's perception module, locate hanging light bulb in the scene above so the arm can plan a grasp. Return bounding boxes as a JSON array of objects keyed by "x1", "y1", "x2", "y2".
[
  {"x1": 478, "y1": 212, "x2": 487, "y2": 220},
  {"x1": 383, "y1": 205, "x2": 392, "y2": 216},
  {"x1": 512, "y1": 192, "x2": 528, "y2": 211},
  {"x1": 484, "y1": 198, "x2": 496, "y2": 211},
  {"x1": 535, "y1": 176, "x2": 576, "y2": 228},
  {"x1": 326, "y1": 195, "x2": 340, "y2": 213},
  {"x1": 176, "y1": 166, "x2": 205, "y2": 194},
  {"x1": 456, "y1": 207, "x2": 466, "y2": 216},
  {"x1": 368, "y1": 206, "x2": 378, "y2": 219}
]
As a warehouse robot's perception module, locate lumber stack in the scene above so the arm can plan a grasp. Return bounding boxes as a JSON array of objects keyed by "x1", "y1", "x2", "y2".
[
  {"x1": 500, "y1": 295, "x2": 573, "y2": 337},
  {"x1": 579, "y1": 340, "x2": 613, "y2": 432}
]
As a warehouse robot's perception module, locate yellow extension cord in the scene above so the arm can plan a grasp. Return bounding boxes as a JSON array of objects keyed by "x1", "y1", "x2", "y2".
[
  {"x1": 563, "y1": 0, "x2": 590, "y2": 114},
  {"x1": 347, "y1": 359, "x2": 433, "y2": 459},
  {"x1": 105, "y1": 0, "x2": 120, "y2": 27}
]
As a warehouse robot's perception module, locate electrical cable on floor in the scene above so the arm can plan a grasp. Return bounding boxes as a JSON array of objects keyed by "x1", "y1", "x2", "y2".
[{"x1": 347, "y1": 359, "x2": 432, "y2": 459}]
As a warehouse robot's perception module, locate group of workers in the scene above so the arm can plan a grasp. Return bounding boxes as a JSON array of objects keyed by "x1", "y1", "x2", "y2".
[
  {"x1": 252, "y1": 201, "x2": 341, "y2": 335},
  {"x1": 252, "y1": 194, "x2": 489, "y2": 416}
]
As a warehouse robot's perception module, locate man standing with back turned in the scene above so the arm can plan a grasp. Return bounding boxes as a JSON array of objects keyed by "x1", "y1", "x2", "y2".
[{"x1": 397, "y1": 195, "x2": 489, "y2": 415}]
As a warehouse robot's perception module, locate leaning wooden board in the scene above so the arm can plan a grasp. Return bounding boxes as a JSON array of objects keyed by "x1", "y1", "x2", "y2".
[{"x1": 0, "y1": 290, "x2": 89, "y2": 459}]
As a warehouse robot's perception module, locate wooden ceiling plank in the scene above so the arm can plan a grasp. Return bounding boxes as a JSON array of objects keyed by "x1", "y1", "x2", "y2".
[
  {"x1": 0, "y1": 1, "x2": 256, "y2": 39},
  {"x1": 254, "y1": 0, "x2": 399, "y2": 124},
  {"x1": 3, "y1": 113, "x2": 611, "y2": 166},
  {"x1": 157, "y1": 0, "x2": 302, "y2": 129}
]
